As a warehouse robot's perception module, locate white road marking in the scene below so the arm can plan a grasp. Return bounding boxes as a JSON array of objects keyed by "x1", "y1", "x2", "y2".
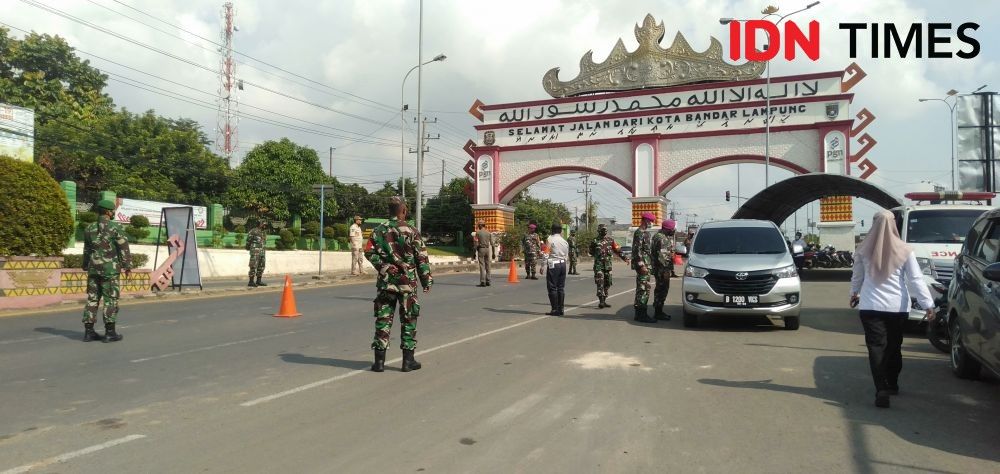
[
  {"x1": 1, "y1": 434, "x2": 146, "y2": 474},
  {"x1": 239, "y1": 288, "x2": 635, "y2": 407},
  {"x1": 130, "y1": 331, "x2": 301, "y2": 363}
]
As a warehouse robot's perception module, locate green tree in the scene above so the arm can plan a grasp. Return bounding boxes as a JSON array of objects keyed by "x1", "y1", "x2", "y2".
[
  {"x1": 0, "y1": 156, "x2": 73, "y2": 257},
  {"x1": 225, "y1": 139, "x2": 337, "y2": 223},
  {"x1": 423, "y1": 177, "x2": 473, "y2": 235},
  {"x1": 510, "y1": 189, "x2": 572, "y2": 233}
]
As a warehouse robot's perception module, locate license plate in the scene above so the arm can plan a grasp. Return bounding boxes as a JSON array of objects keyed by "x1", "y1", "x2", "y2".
[{"x1": 724, "y1": 295, "x2": 759, "y2": 307}]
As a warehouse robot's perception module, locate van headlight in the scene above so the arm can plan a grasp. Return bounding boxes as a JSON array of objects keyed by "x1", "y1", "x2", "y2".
[
  {"x1": 916, "y1": 257, "x2": 936, "y2": 277},
  {"x1": 684, "y1": 266, "x2": 709, "y2": 278},
  {"x1": 772, "y1": 265, "x2": 798, "y2": 279}
]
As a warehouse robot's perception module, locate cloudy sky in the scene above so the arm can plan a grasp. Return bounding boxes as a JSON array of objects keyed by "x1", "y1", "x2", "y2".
[{"x1": 5, "y1": 0, "x2": 998, "y2": 230}]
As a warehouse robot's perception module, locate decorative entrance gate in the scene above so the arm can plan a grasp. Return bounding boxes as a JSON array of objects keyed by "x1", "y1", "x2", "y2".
[{"x1": 464, "y1": 15, "x2": 879, "y2": 234}]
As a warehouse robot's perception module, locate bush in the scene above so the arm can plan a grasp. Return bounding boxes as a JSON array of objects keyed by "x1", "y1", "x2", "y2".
[
  {"x1": 302, "y1": 221, "x2": 320, "y2": 240},
  {"x1": 63, "y1": 253, "x2": 148, "y2": 270},
  {"x1": 233, "y1": 224, "x2": 246, "y2": 234},
  {"x1": 0, "y1": 156, "x2": 74, "y2": 256},
  {"x1": 233, "y1": 224, "x2": 246, "y2": 247},
  {"x1": 277, "y1": 229, "x2": 296, "y2": 250},
  {"x1": 497, "y1": 226, "x2": 526, "y2": 261},
  {"x1": 336, "y1": 237, "x2": 349, "y2": 250},
  {"x1": 77, "y1": 211, "x2": 98, "y2": 231},
  {"x1": 333, "y1": 223, "x2": 349, "y2": 238},
  {"x1": 323, "y1": 226, "x2": 335, "y2": 239},
  {"x1": 210, "y1": 224, "x2": 228, "y2": 248},
  {"x1": 129, "y1": 215, "x2": 150, "y2": 228},
  {"x1": 124, "y1": 225, "x2": 150, "y2": 243}
]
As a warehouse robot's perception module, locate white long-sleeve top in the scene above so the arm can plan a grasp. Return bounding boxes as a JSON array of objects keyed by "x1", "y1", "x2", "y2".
[{"x1": 850, "y1": 250, "x2": 934, "y2": 313}]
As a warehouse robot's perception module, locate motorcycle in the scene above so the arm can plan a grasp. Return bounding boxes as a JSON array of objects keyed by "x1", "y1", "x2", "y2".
[{"x1": 925, "y1": 297, "x2": 950, "y2": 353}]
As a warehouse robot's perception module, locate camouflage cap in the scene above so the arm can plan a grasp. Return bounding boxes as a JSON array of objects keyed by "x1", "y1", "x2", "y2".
[{"x1": 96, "y1": 199, "x2": 116, "y2": 211}]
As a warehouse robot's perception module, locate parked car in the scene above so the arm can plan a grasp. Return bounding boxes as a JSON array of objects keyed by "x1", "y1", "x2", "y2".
[
  {"x1": 681, "y1": 220, "x2": 801, "y2": 329},
  {"x1": 947, "y1": 207, "x2": 1000, "y2": 379}
]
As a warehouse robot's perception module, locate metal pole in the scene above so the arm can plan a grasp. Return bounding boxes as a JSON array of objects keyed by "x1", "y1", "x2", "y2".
[
  {"x1": 764, "y1": 30, "x2": 771, "y2": 188},
  {"x1": 328, "y1": 147, "x2": 334, "y2": 177},
  {"x1": 319, "y1": 185, "x2": 324, "y2": 276},
  {"x1": 415, "y1": 0, "x2": 424, "y2": 231},
  {"x1": 950, "y1": 103, "x2": 956, "y2": 190},
  {"x1": 441, "y1": 159, "x2": 445, "y2": 189}
]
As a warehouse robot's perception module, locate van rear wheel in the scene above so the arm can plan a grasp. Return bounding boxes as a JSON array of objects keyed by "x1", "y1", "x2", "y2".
[{"x1": 783, "y1": 316, "x2": 800, "y2": 330}]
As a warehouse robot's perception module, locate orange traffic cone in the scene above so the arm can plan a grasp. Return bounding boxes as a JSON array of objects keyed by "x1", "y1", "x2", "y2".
[
  {"x1": 507, "y1": 259, "x2": 520, "y2": 283},
  {"x1": 274, "y1": 275, "x2": 301, "y2": 318}
]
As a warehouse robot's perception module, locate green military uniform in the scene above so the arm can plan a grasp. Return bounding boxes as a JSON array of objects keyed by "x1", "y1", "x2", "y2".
[
  {"x1": 650, "y1": 230, "x2": 675, "y2": 320},
  {"x1": 522, "y1": 230, "x2": 542, "y2": 279},
  {"x1": 589, "y1": 225, "x2": 628, "y2": 308},
  {"x1": 632, "y1": 226, "x2": 654, "y2": 322},
  {"x1": 82, "y1": 200, "x2": 131, "y2": 342},
  {"x1": 364, "y1": 217, "x2": 433, "y2": 353},
  {"x1": 568, "y1": 232, "x2": 579, "y2": 275},
  {"x1": 246, "y1": 226, "x2": 266, "y2": 286}
]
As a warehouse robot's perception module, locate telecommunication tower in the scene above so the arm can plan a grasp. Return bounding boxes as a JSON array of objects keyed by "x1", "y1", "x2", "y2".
[{"x1": 217, "y1": 2, "x2": 239, "y2": 164}]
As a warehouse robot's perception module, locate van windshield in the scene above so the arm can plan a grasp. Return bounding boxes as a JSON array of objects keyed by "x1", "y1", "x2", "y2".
[
  {"x1": 693, "y1": 227, "x2": 788, "y2": 255},
  {"x1": 906, "y1": 209, "x2": 986, "y2": 244}
]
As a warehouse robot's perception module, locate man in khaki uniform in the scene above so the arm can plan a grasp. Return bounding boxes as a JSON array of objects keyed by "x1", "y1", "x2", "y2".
[
  {"x1": 350, "y1": 215, "x2": 366, "y2": 275},
  {"x1": 474, "y1": 220, "x2": 495, "y2": 287}
]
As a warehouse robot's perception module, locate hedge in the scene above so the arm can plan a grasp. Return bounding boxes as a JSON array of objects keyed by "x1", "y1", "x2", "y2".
[
  {"x1": 0, "y1": 156, "x2": 74, "y2": 256},
  {"x1": 63, "y1": 253, "x2": 149, "y2": 270}
]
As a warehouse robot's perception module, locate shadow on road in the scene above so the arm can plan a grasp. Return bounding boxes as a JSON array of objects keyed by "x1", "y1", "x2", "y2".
[
  {"x1": 699, "y1": 354, "x2": 1000, "y2": 472},
  {"x1": 279, "y1": 352, "x2": 371, "y2": 370},
  {"x1": 799, "y1": 269, "x2": 853, "y2": 282},
  {"x1": 34, "y1": 326, "x2": 81, "y2": 340}
]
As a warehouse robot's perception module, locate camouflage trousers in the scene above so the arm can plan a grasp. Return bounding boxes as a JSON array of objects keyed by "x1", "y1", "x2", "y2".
[
  {"x1": 82, "y1": 275, "x2": 120, "y2": 325},
  {"x1": 634, "y1": 271, "x2": 651, "y2": 310},
  {"x1": 524, "y1": 254, "x2": 538, "y2": 278},
  {"x1": 248, "y1": 249, "x2": 265, "y2": 280},
  {"x1": 653, "y1": 269, "x2": 672, "y2": 310},
  {"x1": 569, "y1": 255, "x2": 578, "y2": 274},
  {"x1": 594, "y1": 269, "x2": 613, "y2": 298},
  {"x1": 372, "y1": 290, "x2": 421, "y2": 351}
]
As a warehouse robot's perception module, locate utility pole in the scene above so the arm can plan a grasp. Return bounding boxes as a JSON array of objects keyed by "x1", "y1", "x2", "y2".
[
  {"x1": 577, "y1": 174, "x2": 597, "y2": 232},
  {"x1": 328, "y1": 146, "x2": 335, "y2": 177},
  {"x1": 409, "y1": 116, "x2": 439, "y2": 226},
  {"x1": 441, "y1": 159, "x2": 445, "y2": 190},
  {"x1": 415, "y1": 0, "x2": 425, "y2": 230}
]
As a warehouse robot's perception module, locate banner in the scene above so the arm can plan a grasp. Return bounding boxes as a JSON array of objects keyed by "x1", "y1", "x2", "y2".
[
  {"x1": 0, "y1": 103, "x2": 34, "y2": 162},
  {"x1": 116, "y1": 198, "x2": 208, "y2": 229},
  {"x1": 956, "y1": 93, "x2": 999, "y2": 192}
]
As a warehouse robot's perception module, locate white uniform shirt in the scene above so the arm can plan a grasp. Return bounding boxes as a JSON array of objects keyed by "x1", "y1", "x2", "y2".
[
  {"x1": 546, "y1": 234, "x2": 569, "y2": 260},
  {"x1": 349, "y1": 223, "x2": 363, "y2": 249},
  {"x1": 850, "y1": 250, "x2": 934, "y2": 313}
]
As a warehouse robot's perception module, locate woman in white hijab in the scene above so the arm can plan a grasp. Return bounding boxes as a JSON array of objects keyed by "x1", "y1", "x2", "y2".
[{"x1": 850, "y1": 210, "x2": 934, "y2": 408}]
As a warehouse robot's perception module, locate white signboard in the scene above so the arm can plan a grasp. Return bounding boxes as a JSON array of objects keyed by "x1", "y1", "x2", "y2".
[
  {"x1": 0, "y1": 103, "x2": 34, "y2": 162},
  {"x1": 482, "y1": 74, "x2": 843, "y2": 125},
  {"x1": 824, "y1": 130, "x2": 847, "y2": 174},
  {"x1": 116, "y1": 198, "x2": 208, "y2": 229},
  {"x1": 476, "y1": 155, "x2": 494, "y2": 204},
  {"x1": 481, "y1": 99, "x2": 848, "y2": 148}
]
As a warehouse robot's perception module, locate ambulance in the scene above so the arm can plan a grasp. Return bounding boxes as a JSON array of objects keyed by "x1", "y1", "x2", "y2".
[{"x1": 890, "y1": 192, "x2": 996, "y2": 323}]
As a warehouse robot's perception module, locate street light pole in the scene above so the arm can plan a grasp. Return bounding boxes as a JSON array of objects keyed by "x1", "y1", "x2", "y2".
[
  {"x1": 919, "y1": 91, "x2": 960, "y2": 190},
  {"x1": 400, "y1": 54, "x2": 446, "y2": 200},
  {"x1": 721, "y1": 2, "x2": 820, "y2": 189},
  {"x1": 328, "y1": 147, "x2": 334, "y2": 178}
]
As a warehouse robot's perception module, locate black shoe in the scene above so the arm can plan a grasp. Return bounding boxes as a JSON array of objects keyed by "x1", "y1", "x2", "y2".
[
  {"x1": 635, "y1": 308, "x2": 657, "y2": 323},
  {"x1": 655, "y1": 307, "x2": 670, "y2": 321},
  {"x1": 486, "y1": 282, "x2": 491, "y2": 286},
  {"x1": 598, "y1": 298, "x2": 607, "y2": 308},
  {"x1": 875, "y1": 391, "x2": 891, "y2": 408},
  {"x1": 255, "y1": 279, "x2": 268, "y2": 287},
  {"x1": 248, "y1": 279, "x2": 257, "y2": 288},
  {"x1": 83, "y1": 323, "x2": 102, "y2": 342},
  {"x1": 477, "y1": 283, "x2": 487, "y2": 287},
  {"x1": 371, "y1": 349, "x2": 386, "y2": 372},
  {"x1": 102, "y1": 324, "x2": 123, "y2": 343},
  {"x1": 887, "y1": 384, "x2": 899, "y2": 395},
  {"x1": 546, "y1": 310, "x2": 559, "y2": 316},
  {"x1": 401, "y1": 349, "x2": 422, "y2": 372}
]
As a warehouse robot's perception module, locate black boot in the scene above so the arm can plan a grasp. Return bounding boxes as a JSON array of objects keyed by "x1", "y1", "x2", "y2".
[
  {"x1": 248, "y1": 278, "x2": 257, "y2": 288},
  {"x1": 598, "y1": 297, "x2": 607, "y2": 309},
  {"x1": 875, "y1": 390, "x2": 891, "y2": 408},
  {"x1": 635, "y1": 307, "x2": 657, "y2": 323},
  {"x1": 371, "y1": 349, "x2": 386, "y2": 372},
  {"x1": 255, "y1": 277, "x2": 267, "y2": 287},
  {"x1": 655, "y1": 305, "x2": 670, "y2": 321},
  {"x1": 83, "y1": 323, "x2": 102, "y2": 342},
  {"x1": 401, "y1": 349, "x2": 422, "y2": 372},
  {"x1": 103, "y1": 323, "x2": 123, "y2": 343}
]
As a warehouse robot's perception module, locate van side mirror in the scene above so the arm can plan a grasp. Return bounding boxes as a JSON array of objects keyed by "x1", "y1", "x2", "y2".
[{"x1": 984, "y1": 262, "x2": 1000, "y2": 282}]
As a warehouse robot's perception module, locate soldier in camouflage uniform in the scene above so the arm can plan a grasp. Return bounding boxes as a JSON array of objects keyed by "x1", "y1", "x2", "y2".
[
  {"x1": 632, "y1": 212, "x2": 657, "y2": 323},
  {"x1": 522, "y1": 223, "x2": 542, "y2": 280},
  {"x1": 364, "y1": 197, "x2": 433, "y2": 373},
  {"x1": 81, "y1": 199, "x2": 132, "y2": 342},
  {"x1": 567, "y1": 230, "x2": 579, "y2": 275},
  {"x1": 589, "y1": 224, "x2": 629, "y2": 308},
  {"x1": 246, "y1": 221, "x2": 267, "y2": 287},
  {"x1": 650, "y1": 219, "x2": 677, "y2": 321}
]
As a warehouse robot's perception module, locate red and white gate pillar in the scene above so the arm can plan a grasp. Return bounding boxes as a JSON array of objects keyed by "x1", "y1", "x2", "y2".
[
  {"x1": 470, "y1": 146, "x2": 514, "y2": 232},
  {"x1": 629, "y1": 135, "x2": 670, "y2": 227}
]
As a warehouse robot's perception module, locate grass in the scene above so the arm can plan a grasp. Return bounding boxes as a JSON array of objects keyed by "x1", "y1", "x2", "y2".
[{"x1": 426, "y1": 246, "x2": 470, "y2": 257}]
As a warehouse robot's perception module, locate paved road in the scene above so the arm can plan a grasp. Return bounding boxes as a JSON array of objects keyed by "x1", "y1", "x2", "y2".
[{"x1": 1, "y1": 269, "x2": 997, "y2": 473}]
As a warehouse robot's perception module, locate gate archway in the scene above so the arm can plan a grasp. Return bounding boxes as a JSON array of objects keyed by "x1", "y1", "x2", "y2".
[{"x1": 732, "y1": 173, "x2": 902, "y2": 224}]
